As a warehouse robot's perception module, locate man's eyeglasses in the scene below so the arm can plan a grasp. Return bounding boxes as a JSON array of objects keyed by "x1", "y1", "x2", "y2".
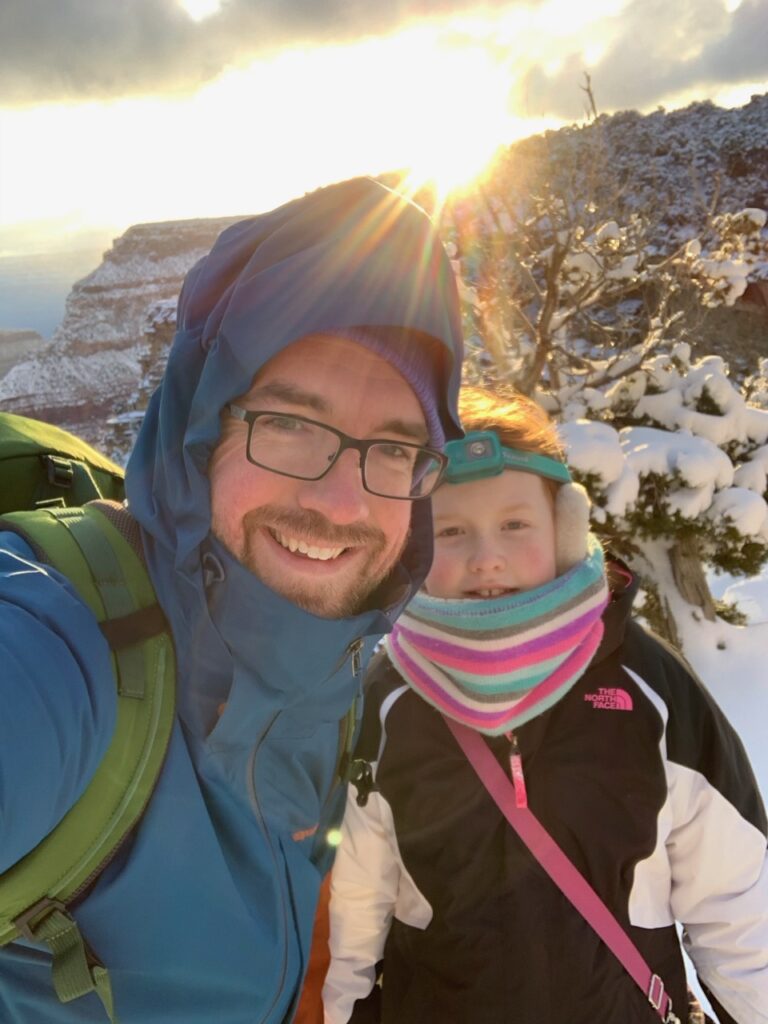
[{"x1": 227, "y1": 405, "x2": 447, "y2": 500}]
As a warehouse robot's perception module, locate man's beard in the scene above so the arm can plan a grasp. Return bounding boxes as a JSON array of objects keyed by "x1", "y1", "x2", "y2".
[{"x1": 233, "y1": 506, "x2": 408, "y2": 618}]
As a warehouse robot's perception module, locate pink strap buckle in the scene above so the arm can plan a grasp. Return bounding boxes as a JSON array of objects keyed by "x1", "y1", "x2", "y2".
[
  {"x1": 648, "y1": 974, "x2": 681, "y2": 1022},
  {"x1": 648, "y1": 974, "x2": 665, "y2": 1011}
]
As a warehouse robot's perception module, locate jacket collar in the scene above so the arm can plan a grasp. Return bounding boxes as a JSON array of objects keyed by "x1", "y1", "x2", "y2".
[
  {"x1": 591, "y1": 557, "x2": 638, "y2": 666},
  {"x1": 173, "y1": 501, "x2": 432, "y2": 738}
]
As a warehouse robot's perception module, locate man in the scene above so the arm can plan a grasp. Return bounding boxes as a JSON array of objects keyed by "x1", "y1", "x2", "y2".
[{"x1": 0, "y1": 177, "x2": 463, "y2": 1022}]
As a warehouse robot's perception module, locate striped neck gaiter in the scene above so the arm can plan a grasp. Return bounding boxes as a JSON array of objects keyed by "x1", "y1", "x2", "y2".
[{"x1": 387, "y1": 536, "x2": 609, "y2": 735}]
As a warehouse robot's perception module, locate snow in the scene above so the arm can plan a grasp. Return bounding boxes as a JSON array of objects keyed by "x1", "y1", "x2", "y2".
[
  {"x1": 624, "y1": 426, "x2": 732, "y2": 489},
  {"x1": 0, "y1": 348, "x2": 143, "y2": 409},
  {"x1": 690, "y1": 619, "x2": 768, "y2": 801},
  {"x1": 722, "y1": 574, "x2": 768, "y2": 625},
  {"x1": 595, "y1": 221, "x2": 621, "y2": 243},
  {"x1": 559, "y1": 419, "x2": 625, "y2": 484},
  {"x1": 709, "y1": 487, "x2": 768, "y2": 539},
  {"x1": 697, "y1": 256, "x2": 750, "y2": 305},
  {"x1": 735, "y1": 445, "x2": 768, "y2": 492},
  {"x1": 633, "y1": 356, "x2": 768, "y2": 446},
  {"x1": 744, "y1": 209, "x2": 768, "y2": 230}
]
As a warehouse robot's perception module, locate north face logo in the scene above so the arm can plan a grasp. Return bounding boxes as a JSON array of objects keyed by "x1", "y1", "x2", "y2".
[{"x1": 584, "y1": 687, "x2": 633, "y2": 711}]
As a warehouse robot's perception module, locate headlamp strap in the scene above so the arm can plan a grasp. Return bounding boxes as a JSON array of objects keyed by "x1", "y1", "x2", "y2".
[{"x1": 443, "y1": 431, "x2": 571, "y2": 485}]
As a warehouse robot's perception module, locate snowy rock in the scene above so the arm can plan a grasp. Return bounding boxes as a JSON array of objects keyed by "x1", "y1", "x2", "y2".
[
  {"x1": 0, "y1": 216, "x2": 238, "y2": 447},
  {"x1": 0, "y1": 329, "x2": 45, "y2": 381}
]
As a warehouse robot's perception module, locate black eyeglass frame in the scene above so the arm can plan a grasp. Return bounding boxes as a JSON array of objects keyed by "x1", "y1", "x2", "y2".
[{"x1": 227, "y1": 404, "x2": 447, "y2": 500}]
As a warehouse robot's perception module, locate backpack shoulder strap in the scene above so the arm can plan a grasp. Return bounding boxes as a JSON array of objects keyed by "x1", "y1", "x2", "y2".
[
  {"x1": 356, "y1": 647, "x2": 408, "y2": 761},
  {"x1": 0, "y1": 502, "x2": 176, "y2": 1023},
  {"x1": 344, "y1": 647, "x2": 408, "y2": 806}
]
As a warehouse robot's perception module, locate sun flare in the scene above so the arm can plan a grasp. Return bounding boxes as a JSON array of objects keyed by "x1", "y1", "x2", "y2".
[
  {"x1": 177, "y1": 0, "x2": 222, "y2": 22},
  {"x1": 3, "y1": 17, "x2": 560, "y2": 246}
]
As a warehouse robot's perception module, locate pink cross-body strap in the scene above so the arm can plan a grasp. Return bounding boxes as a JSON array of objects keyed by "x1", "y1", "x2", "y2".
[{"x1": 443, "y1": 716, "x2": 677, "y2": 1023}]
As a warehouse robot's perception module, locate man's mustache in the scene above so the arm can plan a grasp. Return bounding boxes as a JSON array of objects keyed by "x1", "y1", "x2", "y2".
[{"x1": 243, "y1": 506, "x2": 386, "y2": 548}]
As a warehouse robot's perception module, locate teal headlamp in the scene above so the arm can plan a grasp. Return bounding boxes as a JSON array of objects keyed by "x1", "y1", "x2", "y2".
[{"x1": 443, "y1": 430, "x2": 572, "y2": 485}]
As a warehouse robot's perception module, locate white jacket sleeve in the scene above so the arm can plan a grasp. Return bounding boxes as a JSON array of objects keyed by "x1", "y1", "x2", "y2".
[
  {"x1": 323, "y1": 786, "x2": 400, "y2": 1024},
  {"x1": 324, "y1": 777, "x2": 434, "y2": 1024},
  {"x1": 626, "y1": 666, "x2": 768, "y2": 1024},
  {"x1": 667, "y1": 761, "x2": 768, "y2": 1024}
]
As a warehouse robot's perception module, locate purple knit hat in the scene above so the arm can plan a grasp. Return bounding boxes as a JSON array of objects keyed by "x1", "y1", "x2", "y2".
[{"x1": 329, "y1": 325, "x2": 446, "y2": 449}]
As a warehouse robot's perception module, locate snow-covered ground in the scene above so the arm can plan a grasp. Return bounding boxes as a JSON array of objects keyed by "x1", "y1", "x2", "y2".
[
  {"x1": 678, "y1": 566, "x2": 768, "y2": 800},
  {"x1": 707, "y1": 622, "x2": 768, "y2": 787}
]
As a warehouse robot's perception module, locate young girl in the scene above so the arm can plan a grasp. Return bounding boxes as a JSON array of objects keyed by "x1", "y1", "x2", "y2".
[{"x1": 323, "y1": 386, "x2": 768, "y2": 1024}]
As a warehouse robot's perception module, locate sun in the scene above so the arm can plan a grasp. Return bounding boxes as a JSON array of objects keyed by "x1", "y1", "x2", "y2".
[
  {"x1": 402, "y1": 133, "x2": 504, "y2": 207},
  {"x1": 386, "y1": 32, "x2": 519, "y2": 203},
  {"x1": 177, "y1": 0, "x2": 222, "y2": 22}
]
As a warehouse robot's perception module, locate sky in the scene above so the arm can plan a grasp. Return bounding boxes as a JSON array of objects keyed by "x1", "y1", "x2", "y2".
[{"x1": 1, "y1": 0, "x2": 767, "y2": 257}]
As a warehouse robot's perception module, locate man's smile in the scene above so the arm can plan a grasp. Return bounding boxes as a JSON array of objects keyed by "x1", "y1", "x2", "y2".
[{"x1": 268, "y1": 527, "x2": 347, "y2": 561}]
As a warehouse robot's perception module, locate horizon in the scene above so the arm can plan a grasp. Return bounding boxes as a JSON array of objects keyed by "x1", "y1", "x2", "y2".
[
  {"x1": 2, "y1": 85, "x2": 766, "y2": 263},
  {"x1": 2, "y1": 84, "x2": 767, "y2": 340}
]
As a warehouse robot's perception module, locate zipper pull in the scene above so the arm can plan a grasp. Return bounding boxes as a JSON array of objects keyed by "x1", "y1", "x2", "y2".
[
  {"x1": 349, "y1": 638, "x2": 364, "y2": 678},
  {"x1": 329, "y1": 637, "x2": 365, "y2": 679},
  {"x1": 506, "y1": 731, "x2": 528, "y2": 809}
]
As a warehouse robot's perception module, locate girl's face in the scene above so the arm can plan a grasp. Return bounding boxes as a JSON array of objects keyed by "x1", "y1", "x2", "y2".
[{"x1": 425, "y1": 469, "x2": 557, "y2": 600}]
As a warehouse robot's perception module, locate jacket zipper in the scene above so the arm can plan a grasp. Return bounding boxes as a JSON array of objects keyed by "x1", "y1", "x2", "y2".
[
  {"x1": 250, "y1": 637, "x2": 364, "y2": 1020},
  {"x1": 246, "y1": 712, "x2": 291, "y2": 1024},
  {"x1": 505, "y1": 730, "x2": 528, "y2": 809},
  {"x1": 315, "y1": 638, "x2": 365, "y2": 853}
]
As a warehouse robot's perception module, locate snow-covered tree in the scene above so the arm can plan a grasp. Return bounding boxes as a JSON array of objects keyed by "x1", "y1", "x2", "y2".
[
  {"x1": 678, "y1": 207, "x2": 768, "y2": 308},
  {"x1": 559, "y1": 345, "x2": 768, "y2": 646},
  {"x1": 446, "y1": 191, "x2": 768, "y2": 648}
]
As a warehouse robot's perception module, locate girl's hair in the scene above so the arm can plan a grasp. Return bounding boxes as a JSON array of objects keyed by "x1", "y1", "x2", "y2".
[{"x1": 458, "y1": 384, "x2": 564, "y2": 462}]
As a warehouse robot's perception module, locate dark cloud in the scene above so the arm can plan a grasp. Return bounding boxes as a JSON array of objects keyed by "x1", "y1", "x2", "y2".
[
  {"x1": 518, "y1": 0, "x2": 768, "y2": 120},
  {"x1": 0, "y1": 0, "x2": 525, "y2": 105},
  {"x1": 703, "y1": 0, "x2": 768, "y2": 83}
]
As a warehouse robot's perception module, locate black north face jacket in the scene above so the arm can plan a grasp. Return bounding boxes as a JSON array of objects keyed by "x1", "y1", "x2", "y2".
[{"x1": 324, "y1": 572, "x2": 768, "y2": 1024}]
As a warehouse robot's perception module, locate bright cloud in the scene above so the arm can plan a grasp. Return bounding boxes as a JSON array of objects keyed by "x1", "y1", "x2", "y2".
[
  {"x1": 178, "y1": 0, "x2": 223, "y2": 21},
  {"x1": 0, "y1": 27, "x2": 550, "y2": 241},
  {"x1": 1, "y1": 0, "x2": 766, "y2": 253}
]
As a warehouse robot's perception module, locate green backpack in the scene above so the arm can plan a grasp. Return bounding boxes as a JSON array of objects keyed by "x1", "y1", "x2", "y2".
[
  {"x1": 0, "y1": 410, "x2": 126, "y2": 513},
  {"x1": 0, "y1": 412, "x2": 176, "y2": 1023}
]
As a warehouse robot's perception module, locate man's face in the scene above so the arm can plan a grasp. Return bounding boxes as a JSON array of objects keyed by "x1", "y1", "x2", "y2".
[{"x1": 209, "y1": 334, "x2": 429, "y2": 618}]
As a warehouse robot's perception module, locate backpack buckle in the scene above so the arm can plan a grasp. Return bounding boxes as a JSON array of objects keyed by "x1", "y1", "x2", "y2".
[
  {"x1": 13, "y1": 896, "x2": 67, "y2": 941},
  {"x1": 43, "y1": 454, "x2": 75, "y2": 489},
  {"x1": 346, "y1": 758, "x2": 377, "y2": 807}
]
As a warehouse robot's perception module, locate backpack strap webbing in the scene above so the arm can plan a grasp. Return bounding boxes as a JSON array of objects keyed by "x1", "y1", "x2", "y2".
[
  {"x1": 341, "y1": 649, "x2": 406, "y2": 807},
  {"x1": 0, "y1": 503, "x2": 176, "y2": 1023}
]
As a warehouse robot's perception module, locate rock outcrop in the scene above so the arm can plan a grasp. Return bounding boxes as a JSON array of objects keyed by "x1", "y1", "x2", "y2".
[
  {"x1": 0, "y1": 216, "x2": 239, "y2": 454},
  {"x1": 0, "y1": 330, "x2": 45, "y2": 381}
]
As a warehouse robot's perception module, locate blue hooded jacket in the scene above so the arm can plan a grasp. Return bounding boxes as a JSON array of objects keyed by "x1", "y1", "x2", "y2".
[{"x1": 0, "y1": 178, "x2": 463, "y2": 1023}]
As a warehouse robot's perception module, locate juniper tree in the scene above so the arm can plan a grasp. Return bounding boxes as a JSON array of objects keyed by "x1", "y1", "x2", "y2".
[{"x1": 444, "y1": 188, "x2": 768, "y2": 648}]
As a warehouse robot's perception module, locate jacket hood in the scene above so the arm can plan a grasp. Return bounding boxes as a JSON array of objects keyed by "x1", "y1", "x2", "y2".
[{"x1": 124, "y1": 177, "x2": 464, "y2": 734}]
